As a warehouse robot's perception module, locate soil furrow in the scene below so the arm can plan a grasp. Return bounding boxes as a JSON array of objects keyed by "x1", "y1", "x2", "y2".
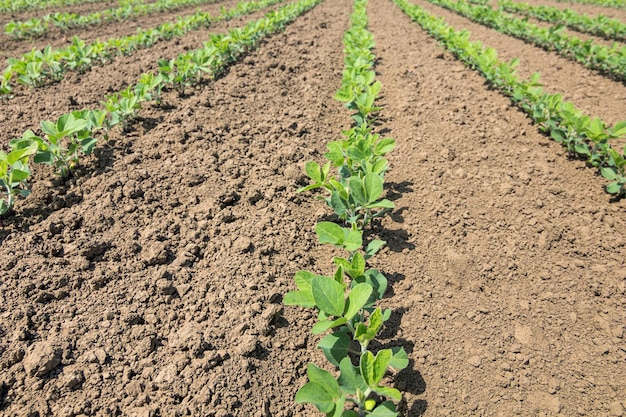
[
  {"x1": 368, "y1": 0, "x2": 626, "y2": 415},
  {"x1": 0, "y1": 0, "x2": 357, "y2": 415},
  {"x1": 411, "y1": 0, "x2": 626, "y2": 127},
  {"x1": 0, "y1": 0, "x2": 231, "y2": 61},
  {"x1": 0, "y1": 2, "x2": 281, "y2": 141}
]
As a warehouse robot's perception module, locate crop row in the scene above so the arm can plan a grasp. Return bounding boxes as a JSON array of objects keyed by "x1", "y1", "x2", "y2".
[
  {"x1": 0, "y1": 0, "x2": 322, "y2": 217},
  {"x1": 5, "y1": 0, "x2": 220, "y2": 39},
  {"x1": 552, "y1": 0, "x2": 625, "y2": 9},
  {"x1": 0, "y1": 0, "x2": 110, "y2": 13},
  {"x1": 394, "y1": 0, "x2": 626, "y2": 196},
  {"x1": 0, "y1": 0, "x2": 284, "y2": 98},
  {"x1": 499, "y1": 0, "x2": 626, "y2": 43},
  {"x1": 423, "y1": 0, "x2": 626, "y2": 81},
  {"x1": 286, "y1": 0, "x2": 410, "y2": 416}
]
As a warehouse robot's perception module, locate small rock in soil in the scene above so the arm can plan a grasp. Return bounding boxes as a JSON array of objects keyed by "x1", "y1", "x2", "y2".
[
  {"x1": 467, "y1": 356, "x2": 482, "y2": 367},
  {"x1": 23, "y1": 341, "x2": 62, "y2": 377},
  {"x1": 62, "y1": 366, "x2": 85, "y2": 390},
  {"x1": 609, "y1": 401, "x2": 624, "y2": 417},
  {"x1": 234, "y1": 335, "x2": 258, "y2": 357},
  {"x1": 233, "y1": 237, "x2": 253, "y2": 254}
]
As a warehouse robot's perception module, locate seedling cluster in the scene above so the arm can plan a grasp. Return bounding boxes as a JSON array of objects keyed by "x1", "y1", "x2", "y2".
[{"x1": 285, "y1": 1, "x2": 409, "y2": 416}]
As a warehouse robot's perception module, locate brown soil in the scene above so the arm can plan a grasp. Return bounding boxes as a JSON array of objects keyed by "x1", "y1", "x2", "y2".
[{"x1": 0, "y1": 0, "x2": 625, "y2": 417}]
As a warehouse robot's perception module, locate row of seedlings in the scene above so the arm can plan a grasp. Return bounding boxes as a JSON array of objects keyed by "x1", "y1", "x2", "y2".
[
  {"x1": 394, "y1": 0, "x2": 626, "y2": 196},
  {"x1": 423, "y1": 0, "x2": 626, "y2": 81},
  {"x1": 1, "y1": 0, "x2": 285, "y2": 98},
  {"x1": 0, "y1": 0, "x2": 109, "y2": 13},
  {"x1": 0, "y1": 0, "x2": 324, "y2": 217},
  {"x1": 6, "y1": 0, "x2": 219, "y2": 39},
  {"x1": 285, "y1": 0, "x2": 410, "y2": 416},
  {"x1": 550, "y1": 0, "x2": 625, "y2": 9},
  {"x1": 499, "y1": 0, "x2": 626, "y2": 42}
]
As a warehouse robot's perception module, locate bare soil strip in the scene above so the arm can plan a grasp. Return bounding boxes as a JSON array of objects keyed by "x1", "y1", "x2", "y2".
[
  {"x1": 367, "y1": 0, "x2": 626, "y2": 415},
  {"x1": 411, "y1": 0, "x2": 626, "y2": 127}
]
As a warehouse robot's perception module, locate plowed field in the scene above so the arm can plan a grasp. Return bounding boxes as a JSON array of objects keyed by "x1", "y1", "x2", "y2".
[{"x1": 0, "y1": 0, "x2": 625, "y2": 416}]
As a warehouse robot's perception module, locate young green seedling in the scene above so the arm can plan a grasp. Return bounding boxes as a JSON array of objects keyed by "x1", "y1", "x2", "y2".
[
  {"x1": 0, "y1": 138, "x2": 38, "y2": 216},
  {"x1": 285, "y1": 222, "x2": 408, "y2": 417},
  {"x1": 29, "y1": 113, "x2": 95, "y2": 178}
]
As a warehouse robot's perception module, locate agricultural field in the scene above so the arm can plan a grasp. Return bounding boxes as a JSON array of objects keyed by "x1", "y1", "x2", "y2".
[{"x1": 0, "y1": 0, "x2": 625, "y2": 414}]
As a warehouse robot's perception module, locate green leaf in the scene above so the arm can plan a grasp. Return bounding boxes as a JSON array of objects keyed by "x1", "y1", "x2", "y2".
[
  {"x1": 363, "y1": 173, "x2": 383, "y2": 203},
  {"x1": 283, "y1": 290, "x2": 315, "y2": 308},
  {"x1": 601, "y1": 167, "x2": 617, "y2": 180},
  {"x1": 372, "y1": 386, "x2": 402, "y2": 401},
  {"x1": 574, "y1": 142, "x2": 590, "y2": 156},
  {"x1": 318, "y1": 332, "x2": 351, "y2": 367},
  {"x1": 307, "y1": 363, "x2": 341, "y2": 398},
  {"x1": 342, "y1": 411, "x2": 359, "y2": 417},
  {"x1": 312, "y1": 275, "x2": 345, "y2": 317},
  {"x1": 40, "y1": 120, "x2": 59, "y2": 141},
  {"x1": 10, "y1": 168, "x2": 30, "y2": 182},
  {"x1": 344, "y1": 283, "x2": 372, "y2": 320},
  {"x1": 355, "y1": 269, "x2": 387, "y2": 304},
  {"x1": 305, "y1": 161, "x2": 322, "y2": 182},
  {"x1": 367, "y1": 199, "x2": 395, "y2": 210},
  {"x1": 316, "y1": 222, "x2": 344, "y2": 246},
  {"x1": 295, "y1": 382, "x2": 335, "y2": 413},
  {"x1": 350, "y1": 176, "x2": 367, "y2": 207},
  {"x1": 606, "y1": 181, "x2": 623, "y2": 194},
  {"x1": 343, "y1": 228, "x2": 362, "y2": 252},
  {"x1": 361, "y1": 350, "x2": 393, "y2": 388},
  {"x1": 612, "y1": 120, "x2": 626, "y2": 137},
  {"x1": 312, "y1": 317, "x2": 347, "y2": 335},
  {"x1": 374, "y1": 138, "x2": 396, "y2": 155},
  {"x1": 368, "y1": 400, "x2": 398, "y2": 416},
  {"x1": 6, "y1": 143, "x2": 37, "y2": 165},
  {"x1": 389, "y1": 347, "x2": 409, "y2": 371},
  {"x1": 0, "y1": 199, "x2": 8, "y2": 216},
  {"x1": 80, "y1": 137, "x2": 98, "y2": 154},
  {"x1": 338, "y1": 357, "x2": 368, "y2": 394},
  {"x1": 284, "y1": 270, "x2": 316, "y2": 308},
  {"x1": 355, "y1": 307, "x2": 384, "y2": 344},
  {"x1": 33, "y1": 150, "x2": 54, "y2": 165},
  {"x1": 348, "y1": 252, "x2": 365, "y2": 278},
  {"x1": 329, "y1": 192, "x2": 349, "y2": 218},
  {"x1": 327, "y1": 395, "x2": 345, "y2": 417},
  {"x1": 365, "y1": 240, "x2": 386, "y2": 259},
  {"x1": 333, "y1": 264, "x2": 344, "y2": 285}
]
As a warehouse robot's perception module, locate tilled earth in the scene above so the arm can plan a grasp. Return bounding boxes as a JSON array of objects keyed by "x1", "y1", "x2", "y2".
[{"x1": 0, "y1": 0, "x2": 625, "y2": 416}]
